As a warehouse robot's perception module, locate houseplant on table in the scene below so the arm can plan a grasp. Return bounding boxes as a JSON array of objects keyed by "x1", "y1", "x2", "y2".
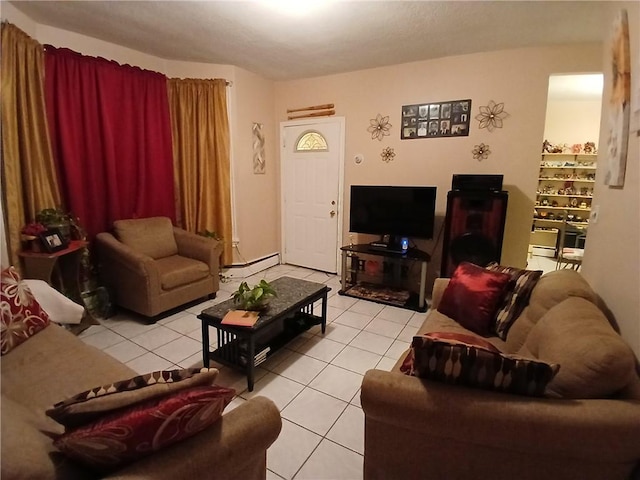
[{"x1": 232, "y1": 279, "x2": 277, "y2": 311}]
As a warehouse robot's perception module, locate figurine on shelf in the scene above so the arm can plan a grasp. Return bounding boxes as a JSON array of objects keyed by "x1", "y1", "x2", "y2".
[
  {"x1": 571, "y1": 143, "x2": 582, "y2": 154},
  {"x1": 583, "y1": 141, "x2": 597, "y2": 154}
]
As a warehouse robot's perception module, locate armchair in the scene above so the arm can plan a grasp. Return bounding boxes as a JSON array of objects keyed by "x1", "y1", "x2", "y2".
[{"x1": 96, "y1": 217, "x2": 223, "y2": 317}]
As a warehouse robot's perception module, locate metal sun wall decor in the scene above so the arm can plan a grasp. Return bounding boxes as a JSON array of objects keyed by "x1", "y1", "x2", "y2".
[
  {"x1": 367, "y1": 114, "x2": 392, "y2": 141},
  {"x1": 381, "y1": 147, "x2": 396, "y2": 163},
  {"x1": 252, "y1": 122, "x2": 265, "y2": 174},
  {"x1": 472, "y1": 143, "x2": 491, "y2": 161},
  {"x1": 401, "y1": 99, "x2": 471, "y2": 139},
  {"x1": 475, "y1": 100, "x2": 509, "y2": 132},
  {"x1": 604, "y1": 9, "x2": 631, "y2": 187}
]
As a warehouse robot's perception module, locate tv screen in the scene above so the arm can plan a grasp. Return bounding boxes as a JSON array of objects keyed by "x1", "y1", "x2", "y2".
[{"x1": 349, "y1": 185, "x2": 437, "y2": 239}]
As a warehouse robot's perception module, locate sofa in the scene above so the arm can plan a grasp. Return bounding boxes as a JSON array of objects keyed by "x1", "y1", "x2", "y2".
[
  {"x1": 1, "y1": 272, "x2": 282, "y2": 479},
  {"x1": 96, "y1": 216, "x2": 223, "y2": 317},
  {"x1": 361, "y1": 268, "x2": 640, "y2": 480}
]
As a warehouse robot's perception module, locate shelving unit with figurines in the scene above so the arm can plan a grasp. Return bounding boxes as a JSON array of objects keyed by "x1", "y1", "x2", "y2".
[{"x1": 531, "y1": 140, "x2": 597, "y2": 257}]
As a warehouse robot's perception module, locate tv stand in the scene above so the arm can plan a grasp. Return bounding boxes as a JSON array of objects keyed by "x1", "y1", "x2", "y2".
[{"x1": 338, "y1": 244, "x2": 430, "y2": 312}]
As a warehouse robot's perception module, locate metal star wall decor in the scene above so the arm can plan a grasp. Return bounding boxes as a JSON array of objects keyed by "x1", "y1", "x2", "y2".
[
  {"x1": 472, "y1": 143, "x2": 491, "y2": 161},
  {"x1": 381, "y1": 147, "x2": 396, "y2": 163},
  {"x1": 475, "y1": 101, "x2": 509, "y2": 132},
  {"x1": 367, "y1": 114, "x2": 392, "y2": 141}
]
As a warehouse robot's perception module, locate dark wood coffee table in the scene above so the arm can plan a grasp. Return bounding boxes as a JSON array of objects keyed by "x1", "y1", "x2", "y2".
[{"x1": 198, "y1": 276, "x2": 330, "y2": 391}]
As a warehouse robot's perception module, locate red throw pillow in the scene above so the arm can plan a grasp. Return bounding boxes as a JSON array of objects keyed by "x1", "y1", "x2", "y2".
[
  {"x1": 437, "y1": 262, "x2": 511, "y2": 335},
  {"x1": 54, "y1": 385, "x2": 235, "y2": 472},
  {"x1": 1, "y1": 266, "x2": 51, "y2": 354}
]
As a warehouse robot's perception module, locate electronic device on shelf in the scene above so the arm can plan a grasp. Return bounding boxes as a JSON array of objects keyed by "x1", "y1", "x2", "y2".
[{"x1": 349, "y1": 185, "x2": 437, "y2": 251}]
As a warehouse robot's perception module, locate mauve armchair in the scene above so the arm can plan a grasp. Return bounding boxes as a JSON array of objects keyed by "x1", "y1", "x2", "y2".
[{"x1": 96, "y1": 217, "x2": 223, "y2": 317}]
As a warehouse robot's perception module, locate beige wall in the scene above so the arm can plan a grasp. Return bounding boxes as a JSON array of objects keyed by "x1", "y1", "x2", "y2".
[
  {"x1": 582, "y1": 2, "x2": 640, "y2": 357},
  {"x1": 274, "y1": 44, "x2": 602, "y2": 288},
  {"x1": 544, "y1": 98, "x2": 603, "y2": 146},
  {"x1": 230, "y1": 67, "x2": 279, "y2": 264}
]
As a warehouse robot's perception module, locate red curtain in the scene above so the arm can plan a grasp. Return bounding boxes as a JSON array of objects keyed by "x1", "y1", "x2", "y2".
[{"x1": 43, "y1": 47, "x2": 175, "y2": 238}]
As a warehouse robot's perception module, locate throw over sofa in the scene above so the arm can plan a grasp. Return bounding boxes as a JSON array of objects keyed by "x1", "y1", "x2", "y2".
[
  {"x1": 96, "y1": 217, "x2": 223, "y2": 317},
  {"x1": 361, "y1": 269, "x2": 640, "y2": 480}
]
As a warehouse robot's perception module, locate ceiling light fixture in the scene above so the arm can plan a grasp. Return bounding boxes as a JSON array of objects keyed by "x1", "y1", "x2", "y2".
[{"x1": 258, "y1": 0, "x2": 336, "y2": 17}]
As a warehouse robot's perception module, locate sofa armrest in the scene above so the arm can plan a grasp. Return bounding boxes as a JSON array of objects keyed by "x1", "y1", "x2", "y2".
[
  {"x1": 173, "y1": 228, "x2": 223, "y2": 276},
  {"x1": 107, "y1": 396, "x2": 282, "y2": 480},
  {"x1": 95, "y1": 233, "x2": 161, "y2": 293},
  {"x1": 362, "y1": 370, "x2": 640, "y2": 471},
  {"x1": 429, "y1": 278, "x2": 449, "y2": 310}
]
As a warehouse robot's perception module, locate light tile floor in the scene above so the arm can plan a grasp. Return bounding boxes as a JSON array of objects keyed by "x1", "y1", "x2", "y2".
[{"x1": 77, "y1": 258, "x2": 559, "y2": 479}]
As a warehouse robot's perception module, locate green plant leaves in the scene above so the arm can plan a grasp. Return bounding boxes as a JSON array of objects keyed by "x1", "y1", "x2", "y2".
[{"x1": 232, "y1": 279, "x2": 277, "y2": 310}]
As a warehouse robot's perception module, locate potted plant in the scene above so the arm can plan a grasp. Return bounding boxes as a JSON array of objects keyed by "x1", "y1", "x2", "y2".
[
  {"x1": 232, "y1": 279, "x2": 277, "y2": 311},
  {"x1": 197, "y1": 229, "x2": 222, "y2": 241},
  {"x1": 36, "y1": 208, "x2": 72, "y2": 241}
]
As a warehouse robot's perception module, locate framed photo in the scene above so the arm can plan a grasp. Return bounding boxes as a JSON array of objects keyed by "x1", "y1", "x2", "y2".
[
  {"x1": 401, "y1": 99, "x2": 471, "y2": 139},
  {"x1": 39, "y1": 229, "x2": 68, "y2": 253}
]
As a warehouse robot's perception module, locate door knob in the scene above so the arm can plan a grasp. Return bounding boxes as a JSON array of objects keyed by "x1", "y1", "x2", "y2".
[{"x1": 330, "y1": 210, "x2": 336, "y2": 217}]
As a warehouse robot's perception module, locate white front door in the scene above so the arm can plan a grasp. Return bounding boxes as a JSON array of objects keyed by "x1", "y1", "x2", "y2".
[{"x1": 281, "y1": 118, "x2": 344, "y2": 273}]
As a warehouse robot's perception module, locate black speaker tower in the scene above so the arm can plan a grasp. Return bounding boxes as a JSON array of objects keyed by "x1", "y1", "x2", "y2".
[{"x1": 441, "y1": 175, "x2": 508, "y2": 277}]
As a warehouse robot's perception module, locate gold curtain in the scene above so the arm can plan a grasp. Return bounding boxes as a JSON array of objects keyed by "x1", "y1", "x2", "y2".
[
  {"x1": 1, "y1": 23, "x2": 62, "y2": 268},
  {"x1": 168, "y1": 78, "x2": 233, "y2": 265}
]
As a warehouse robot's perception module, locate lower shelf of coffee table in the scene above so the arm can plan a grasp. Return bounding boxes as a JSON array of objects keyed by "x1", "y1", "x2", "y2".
[{"x1": 208, "y1": 312, "x2": 321, "y2": 371}]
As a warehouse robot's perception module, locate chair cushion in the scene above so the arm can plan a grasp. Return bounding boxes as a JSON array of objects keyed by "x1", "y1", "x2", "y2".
[
  {"x1": 520, "y1": 297, "x2": 636, "y2": 399},
  {"x1": 156, "y1": 255, "x2": 210, "y2": 290},
  {"x1": 1, "y1": 266, "x2": 51, "y2": 355},
  {"x1": 1, "y1": 394, "x2": 90, "y2": 480},
  {"x1": 114, "y1": 217, "x2": 178, "y2": 259}
]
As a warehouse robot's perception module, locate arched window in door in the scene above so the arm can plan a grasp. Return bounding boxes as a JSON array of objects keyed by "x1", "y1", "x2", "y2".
[{"x1": 295, "y1": 130, "x2": 328, "y2": 152}]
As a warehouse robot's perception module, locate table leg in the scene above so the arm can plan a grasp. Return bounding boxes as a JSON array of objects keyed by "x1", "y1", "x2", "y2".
[
  {"x1": 201, "y1": 322, "x2": 210, "y2": 368},
  {"x1": 321, "y1": 291, "x2": 328, "y2": 333},
  {"x1": 247, "y1": 336, "x2": 256, "y2": 392},
  {"x1": 419, "y1": 261, "x2": 427, "y2": 309}
]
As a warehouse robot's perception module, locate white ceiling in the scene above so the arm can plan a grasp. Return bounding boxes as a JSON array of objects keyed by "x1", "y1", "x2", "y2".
[{"x1": 9, "y1": 1, "x2": 620, "y2": 81}]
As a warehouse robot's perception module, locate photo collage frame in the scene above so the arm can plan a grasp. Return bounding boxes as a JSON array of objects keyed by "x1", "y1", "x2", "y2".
[{"x1": 401, "y1": 99, "x2": 472, "y2": 139}]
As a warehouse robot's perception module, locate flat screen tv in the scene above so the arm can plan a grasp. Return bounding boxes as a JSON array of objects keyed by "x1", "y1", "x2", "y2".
[{"x1": 349, "y1": 185, "x2": 437, "y2": 241}]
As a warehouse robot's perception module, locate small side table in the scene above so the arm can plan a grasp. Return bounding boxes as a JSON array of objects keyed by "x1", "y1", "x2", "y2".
[{"x1": 19, "y1": 240, "x2": 88, "y2": 302}]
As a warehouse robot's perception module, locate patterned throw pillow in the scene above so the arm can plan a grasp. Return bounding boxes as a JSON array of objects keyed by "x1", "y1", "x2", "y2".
[
  {"x1": 54, "y1": 385, "x2": 235, "y2": 472},
  {"x1": 406, "y1": 335, "x2": 559, "y2": 397},
  {"x1": 47, "y1": 368, "x2": 219, "y2": 428},
  {"x1": 0, "y1": 266, "x2": 51, "y2": 355},
  {"x1": 486, "y1": 263, "x2": 543, "y2": 340},
  {"x1": 437, "y1": 262, "x2": 512, "y2": 335}
]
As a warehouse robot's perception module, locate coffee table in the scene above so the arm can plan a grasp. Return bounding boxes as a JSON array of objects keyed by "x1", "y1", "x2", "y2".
[{"x1": 198, "y1": 276, "x2": 330, "y2": 391}]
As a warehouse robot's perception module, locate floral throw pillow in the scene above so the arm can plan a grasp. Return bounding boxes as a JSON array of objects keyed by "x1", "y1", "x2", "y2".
[
  {"x1": 54, "y1": 385, "x2": 235, "y2": 472},
  {"x1": 1, "y1": 266, "x2": 51, "y2": 355}
]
